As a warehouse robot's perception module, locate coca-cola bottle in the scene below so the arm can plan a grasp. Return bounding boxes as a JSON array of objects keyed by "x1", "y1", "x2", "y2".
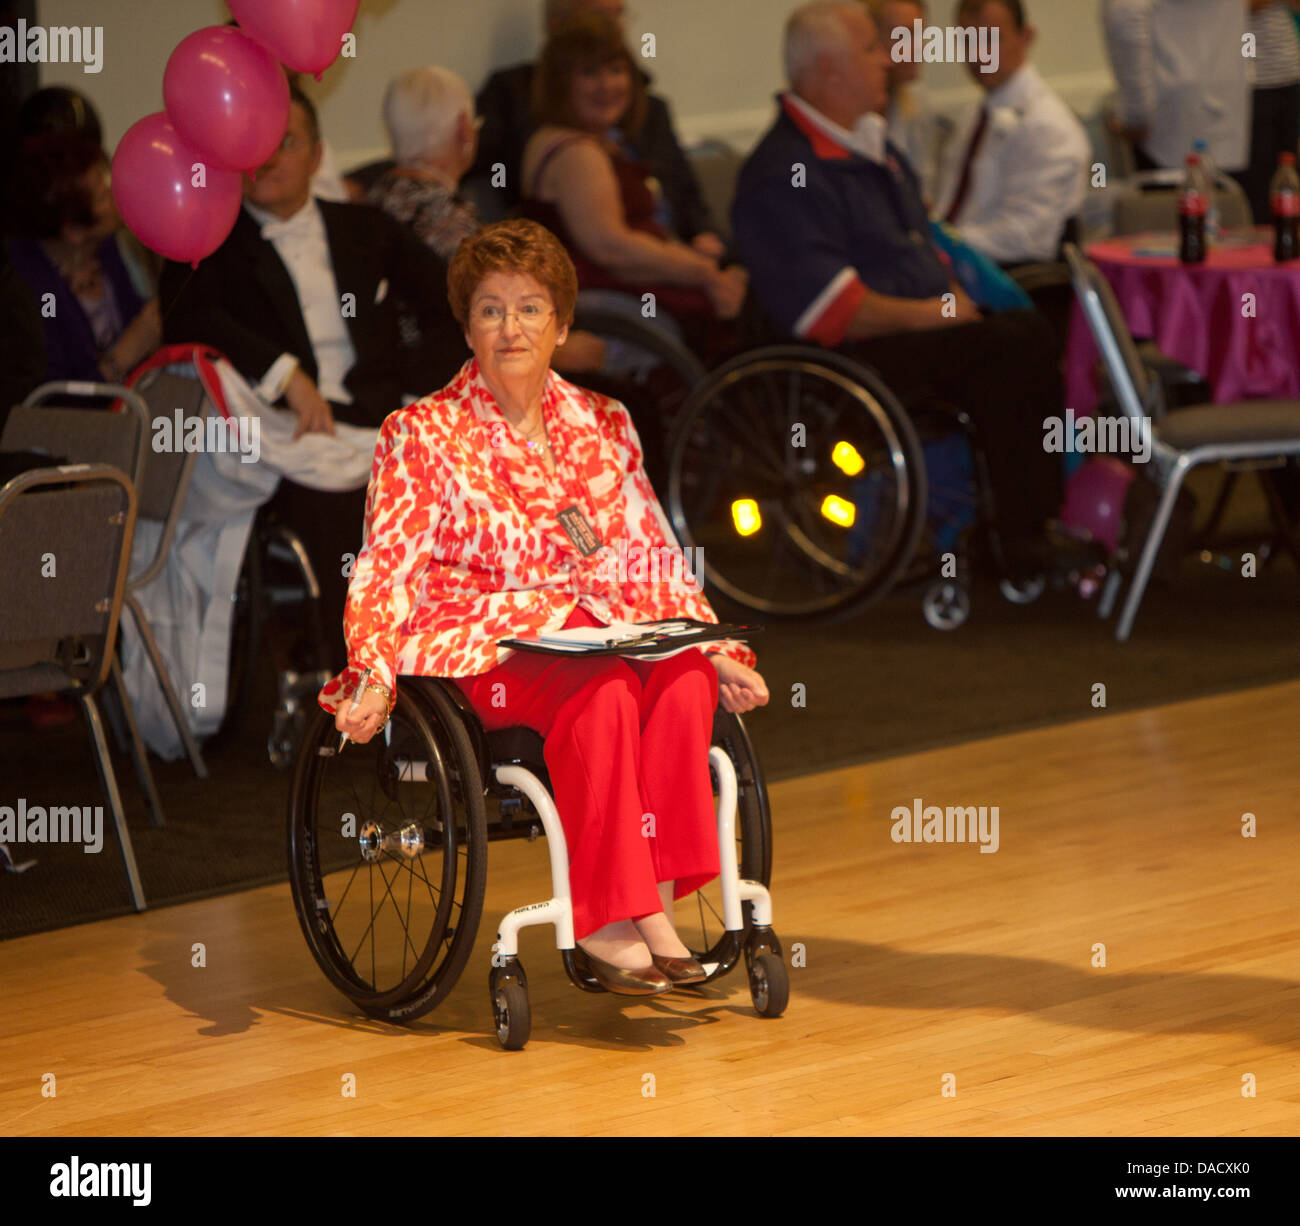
[
  {"x1": 1271, "y1": 152, "x2": 1300, "y2": 263},
  {"x1": 1179, "y1": 153, "x2": 1208, "y2": 265}
]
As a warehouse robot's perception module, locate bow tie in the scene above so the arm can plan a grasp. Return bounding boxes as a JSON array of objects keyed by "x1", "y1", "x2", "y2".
[{"x1": 259, "y1": 209, "x2": 318, "y2": 243}]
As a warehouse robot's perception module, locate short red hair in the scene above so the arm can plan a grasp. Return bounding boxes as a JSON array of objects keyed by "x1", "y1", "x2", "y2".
[{"x1": 447, "y1": 218, "x2": 579, "y2": 328}]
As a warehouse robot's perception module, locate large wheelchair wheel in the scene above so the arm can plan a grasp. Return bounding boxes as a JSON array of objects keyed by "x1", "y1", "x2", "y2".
[
  {"x1": 287, "y1": 679, "x2": 488, "y2": 1022},
  {"x1": 683, "y1": 708, "x2": 772, "y2": 980},
  {"x1": 666, "y1": 345, "x2": 928, "y2": 620}
]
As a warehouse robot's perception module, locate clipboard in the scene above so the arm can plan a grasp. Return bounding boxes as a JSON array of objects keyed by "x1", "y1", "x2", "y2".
[{"x1": 499, "y1": 618, "x2": 761, "y2": 660}]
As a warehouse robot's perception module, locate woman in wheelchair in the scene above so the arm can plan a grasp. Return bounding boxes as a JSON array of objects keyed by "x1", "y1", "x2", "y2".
[
  {"x1": 518, "y1": 10, "x2": 747, "y2": 361},
  {"x1": 318, "y1": 219, "x2": 769, "y2": 997}
]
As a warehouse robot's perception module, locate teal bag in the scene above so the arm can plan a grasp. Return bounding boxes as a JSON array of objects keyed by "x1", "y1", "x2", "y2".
[{"x1": 928, "y1": 219, "x2": 1033, "y2": 312}]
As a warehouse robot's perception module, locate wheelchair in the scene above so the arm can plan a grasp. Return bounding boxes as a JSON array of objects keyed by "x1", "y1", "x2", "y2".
[
  {"x1": 285, "y1": 675, "x2": 788, "y2": 1049},
  {"x1": 572, "y1": 299, "x2": 1079, "y2": 631}
]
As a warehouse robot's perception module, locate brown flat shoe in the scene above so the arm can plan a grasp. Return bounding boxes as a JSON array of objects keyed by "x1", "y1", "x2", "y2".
[
  {"x1": 650, "y1": 954, "x2": 708, "y2": 984},
  {"x1": 575, "y1": 945, "x2": 672, "y2": 995}
]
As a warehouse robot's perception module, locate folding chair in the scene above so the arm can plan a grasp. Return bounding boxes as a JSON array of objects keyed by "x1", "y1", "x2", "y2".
[
  {"x1": 113, "y1": 366, "x2": 218, "y2": 779},
  {"x1": 0, "y1": 464, "x2": 147, "y2": 910},
  {"x1": 1064, "y1": 243, "x2": 1300, "y2": 641},
  {"x1": 2, "y1": 382, "x2": 167, "y2": 825}
]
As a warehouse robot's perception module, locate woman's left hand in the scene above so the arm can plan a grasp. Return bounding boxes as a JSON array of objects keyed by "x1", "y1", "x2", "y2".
[{"x1": 709, "y1": 653, "x2": 769, "y2": 714}]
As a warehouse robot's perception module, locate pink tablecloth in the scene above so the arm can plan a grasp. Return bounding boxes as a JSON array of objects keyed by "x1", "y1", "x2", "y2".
[{"x1": 1064, "y1": 229, "x2": 1300, "y2": 413}]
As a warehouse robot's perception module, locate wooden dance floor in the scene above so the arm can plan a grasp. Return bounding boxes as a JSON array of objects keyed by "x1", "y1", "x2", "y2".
[{"x1": 2, "y1": 679, "x2": 1297, "y2": 1137}]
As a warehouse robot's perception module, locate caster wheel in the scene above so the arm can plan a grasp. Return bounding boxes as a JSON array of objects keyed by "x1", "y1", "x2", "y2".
[
  {"x1": 491, "y1": 965, "x2": 530, "y2": 1050},
  {"x1": 749, "y1": 953, "x2": 788, "y2": 1018},
  {"x1": 999, "y1": 573, "x2": 1046, "y2": 604},
  {"x1": 922, "y1": 581, "x2": 969, "y2": 630}
]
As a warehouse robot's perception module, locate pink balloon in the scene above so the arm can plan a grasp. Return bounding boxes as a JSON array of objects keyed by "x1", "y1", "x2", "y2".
[
  {"x1": 111, "y1": 113, "x2": 243, "y2": 266},
  {"x1": 164, "y1": 27, "x2": 289, "y2": 172},
  {"x1": 227, "y1": 0, "x2": 361, "y2": 77},
  {"x1": 1059, "y1": 456, "x2": 1137, "y2": 555}
]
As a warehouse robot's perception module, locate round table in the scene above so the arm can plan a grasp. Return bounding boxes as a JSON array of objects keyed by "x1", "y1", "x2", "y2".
[{"x1": 1064, "y1": 228, "x2": 1300, "y2": 414}]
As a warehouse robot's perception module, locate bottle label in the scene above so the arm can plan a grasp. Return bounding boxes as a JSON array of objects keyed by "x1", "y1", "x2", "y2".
[
  {"x1": 1180, "y1": 191, "x2": 1208, "y2": 216},
  {"x1": 1271, "y1": 192, "x2": 1300, "y2": 219}
]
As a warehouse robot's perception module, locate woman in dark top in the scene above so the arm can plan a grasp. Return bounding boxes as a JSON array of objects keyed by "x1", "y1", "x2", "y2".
[
  {"x1": 519, "y1": 12, "x2": 746, "y2": 350},
  {"x1": 5, "y1": 132, "x2": 160, "y2": 386}
]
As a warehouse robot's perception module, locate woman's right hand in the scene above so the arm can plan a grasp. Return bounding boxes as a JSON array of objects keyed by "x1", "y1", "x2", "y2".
[
  {"x1": 334, "y1": 689, "x2": 390, "y2": 744},
  {"x1": 706, "y1": 265, "x2": 748, "y2": 320}
]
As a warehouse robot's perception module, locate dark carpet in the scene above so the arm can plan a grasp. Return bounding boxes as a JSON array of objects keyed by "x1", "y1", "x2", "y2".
[{"x1": 2, "y1": 471, "x2": 1297, "y2": 942}]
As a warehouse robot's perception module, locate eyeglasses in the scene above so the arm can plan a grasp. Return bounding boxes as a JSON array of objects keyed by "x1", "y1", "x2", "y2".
[{"x1": 470, "y1": 303, "x2": 556, "y2": 331}]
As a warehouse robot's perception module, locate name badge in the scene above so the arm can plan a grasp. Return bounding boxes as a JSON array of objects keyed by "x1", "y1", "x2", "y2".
[{"x1": 556, "y1": 505, "x2": 602, "y2": 557}]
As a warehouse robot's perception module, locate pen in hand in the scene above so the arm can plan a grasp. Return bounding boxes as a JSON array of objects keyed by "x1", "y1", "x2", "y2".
[{"x1": 337, "y1": 667, "x2": 372, "y2": 752}]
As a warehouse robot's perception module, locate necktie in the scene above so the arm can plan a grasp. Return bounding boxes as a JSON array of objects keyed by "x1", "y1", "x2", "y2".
[{"x1": 944, "y1": 105, "x2": 989, "y2": 224}]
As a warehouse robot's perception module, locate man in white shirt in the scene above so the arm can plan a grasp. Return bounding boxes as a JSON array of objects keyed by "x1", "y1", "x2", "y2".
[
  {"x1": 1101, "y1": 0, "x2": 1251, "y2": 174},
  {"x1": 932, "y1": 0, "x2": 1092, "y2": 266}
]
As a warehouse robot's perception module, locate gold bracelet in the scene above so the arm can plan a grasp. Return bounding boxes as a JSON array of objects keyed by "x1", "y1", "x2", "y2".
[{"x1": 363, "y1": 681, "x2": 394, "y2": 721}]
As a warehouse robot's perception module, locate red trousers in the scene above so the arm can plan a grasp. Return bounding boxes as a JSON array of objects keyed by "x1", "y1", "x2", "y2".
[{"x1": 454, "y1": 606, "x2": 721, "y2": 941}]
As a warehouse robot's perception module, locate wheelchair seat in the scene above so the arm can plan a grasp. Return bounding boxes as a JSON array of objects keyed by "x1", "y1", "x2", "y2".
[{"x1": 485, "y1": 726, "x2": 550, "y2": 789}]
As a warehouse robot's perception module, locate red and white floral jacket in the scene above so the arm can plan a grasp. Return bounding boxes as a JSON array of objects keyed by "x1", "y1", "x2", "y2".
[{"x1": 317, "y1": 358, "x2": 756, "y2": 715}]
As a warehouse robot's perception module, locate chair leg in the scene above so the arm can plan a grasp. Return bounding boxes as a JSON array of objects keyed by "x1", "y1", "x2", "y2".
[
  {"x1": 1258, "y1": 468, "x2": 1300, "y2": 572},
  {"x1": 1116, "y1": 460, "x2": 1192, "y2": 642},
  {"x1": 123, "y1": 592, "x2": 208, "y2": 780},
  {"x1": 110, "y1": 656, "x2": 166, "y2": 828},
  {"x1": 1098, "y1": 568, "x2": 1122, "y2": 619},
  {"x1": 1190, "y1": 469, "x2": 1238, "y2": 552},
  {"x1": 81, "y1": 694, "x2": 147, "y2": 911}
]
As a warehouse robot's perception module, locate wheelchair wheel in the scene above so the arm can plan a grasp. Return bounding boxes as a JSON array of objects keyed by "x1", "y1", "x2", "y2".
[
  {"x1": 683, "y1": 708, "x2": 772, "y2": 977},
  {"x1": 666, "y1": 345, "x2": 927, "y2": 620},
  {"x1": 287, "y1": 679, "x2": 488, "y2": 1022}
]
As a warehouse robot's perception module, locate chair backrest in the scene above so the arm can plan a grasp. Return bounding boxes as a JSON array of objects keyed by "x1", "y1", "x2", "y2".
[
  {"x1": 1062, "y1": 242, "x2": 1153, "y2": 425},
  {"x1": 125, "y1": 366, "x2": 211, "y2": 589},
  {"x1": 0, "y1": 464, "x2": 135, "y2": 693},
  {"x1": 686, "y1": 139, "x2": 743, "y2": 242},
  {"x1": 1111, "y1": 169, "x2": 1253, "y2": 236},
  {"x1": 2, "y1": 381, "x2": 150, "y2": 488}
]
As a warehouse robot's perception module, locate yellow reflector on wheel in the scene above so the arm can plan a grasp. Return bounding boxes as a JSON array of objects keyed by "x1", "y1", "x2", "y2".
[
  {"x1": 731, "y1": 499, "x2": 762, "y2": 536},
  {"x1": 831, "y1": 441, "x2": 865, "y2": 476},
  {"x1": 821, "y1": 495, "x2": 855, "y2": 528}
]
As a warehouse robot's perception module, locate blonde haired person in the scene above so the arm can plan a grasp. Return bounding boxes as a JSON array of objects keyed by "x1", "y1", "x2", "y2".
[{"x1": 862, "y1": 0, "x2": 944, "y2": 203}]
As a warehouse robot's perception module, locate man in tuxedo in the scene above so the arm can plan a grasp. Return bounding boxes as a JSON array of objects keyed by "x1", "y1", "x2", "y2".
[
  {"x1": 470, "y1": 0, "x2": 723, "y2": 255},
  {"x1": 160, "y1": 88, "x2": 465, "y2": 670}
]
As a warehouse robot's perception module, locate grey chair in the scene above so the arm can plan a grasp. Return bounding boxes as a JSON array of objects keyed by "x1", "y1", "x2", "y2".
[
  {"x1": 113, "y1": 367, "x2": 217, "y2": 780},
  {"x1": 1064, "y1": 242, "x2": 1300, "y2": 641},
  {"x1": 1110, "y1": 168, "x2": 1253, "y2": 237},
  {"x1": 1, "y1": 383, "x2": 167, "y2": 826},
  {"x1": 0, "y1": 463, "x2": 147, "y2": 909},
  {"x1": 18, "y1": 374, "x2": 215, "y2": 779}
]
